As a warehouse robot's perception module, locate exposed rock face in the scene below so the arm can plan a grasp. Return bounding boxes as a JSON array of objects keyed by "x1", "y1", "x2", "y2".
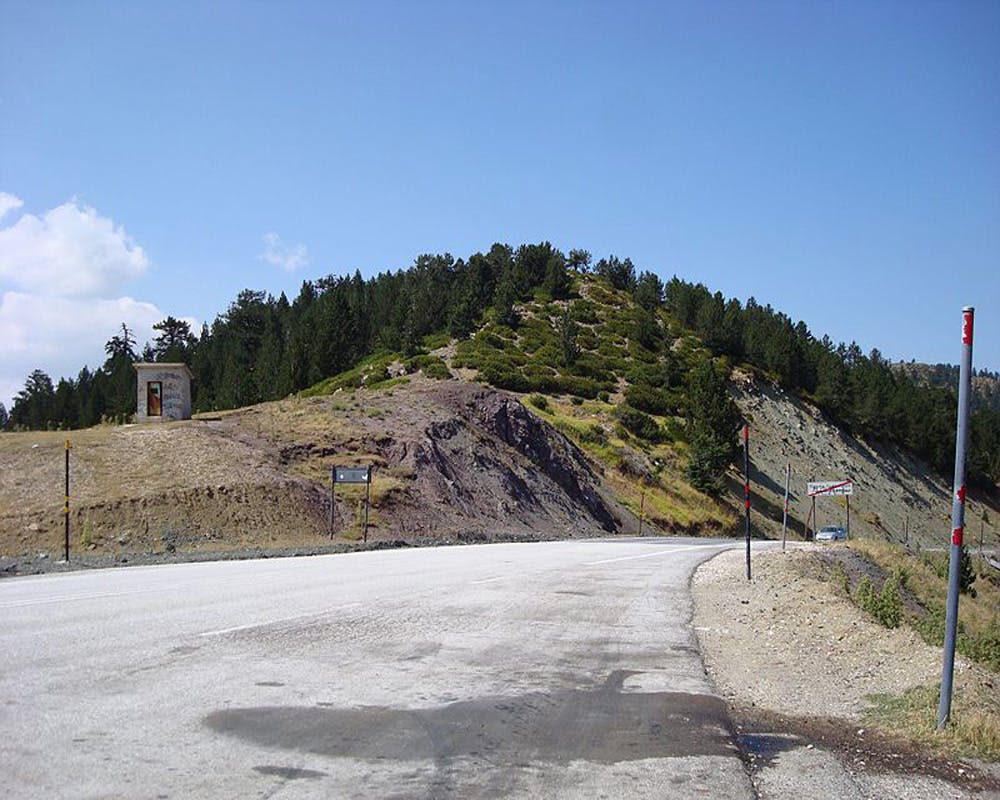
[{"x1": 383, "y1": 384, "x2": 621, "y2": 537}]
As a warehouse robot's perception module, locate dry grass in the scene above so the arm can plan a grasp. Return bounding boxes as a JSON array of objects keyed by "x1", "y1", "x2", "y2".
[
  {"x1": 866, "y1": 679, "x2": 1000, "y2": 761},
  {"x1": 534, "y1": 396, "x2": 734, "y2": 533}
]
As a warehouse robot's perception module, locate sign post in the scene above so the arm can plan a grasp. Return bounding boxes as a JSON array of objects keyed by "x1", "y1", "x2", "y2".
[
  {"x1": 807, "y1": 480, "x2": 854, "y2": 539},
  {"x1": 938, "y1": 307, "x2": 975, "y2": 730},
  {"x1": 331, "y1": 466, "x2": 374, "y2": 542}
]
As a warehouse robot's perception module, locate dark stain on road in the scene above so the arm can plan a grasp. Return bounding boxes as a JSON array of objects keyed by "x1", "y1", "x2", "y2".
[
  {"x1": 253, "y1": 765, "x2": 327, "y2": 780},
  {"x1": 204, "y1": 670, "x2": 738, "y2": 765}
]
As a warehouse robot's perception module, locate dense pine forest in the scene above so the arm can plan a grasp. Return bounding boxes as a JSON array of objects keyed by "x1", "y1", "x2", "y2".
[{"x1": 3, "y1": 242, "x2": 999, "y2": 490}]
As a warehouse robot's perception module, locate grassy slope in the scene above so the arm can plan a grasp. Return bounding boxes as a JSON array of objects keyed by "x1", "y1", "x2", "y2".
[
  {"x1": 299, "y1": 274, "x2": 737, "y2": 535},
  {"x1": 809, "y1": 539, "x2": 999, "y2": 757}
]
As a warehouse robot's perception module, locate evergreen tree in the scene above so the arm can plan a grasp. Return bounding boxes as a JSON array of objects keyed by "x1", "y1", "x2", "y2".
[
  {"x1": 567, "y1": 248, "x2": 592, "y2": 273},
  {"x1": 10, "y1": 370, "x2": 56, "y2": 430},
  {"x1": 684, "y1": 359, "x2": 740, "y2": 494},
  {"x1": 595, "y1": 255, "x2": 636, "y2": 291},
  {"x1": 556, "y1": 308, "x2": 580, "y2": 366},
  {"x1": 0, "y1": 402, "x2": 8, "y2": 430},
  {"x1": 103, "y1": 323, "x2": 137, "y2": 422},
  {"x1": 493, "y1": 270, "x2": 519, "y2": 328},
  {"x1": 633, "y1": 271, "x2": 663, "y2": 310},
  {"x1": 543, "y1": 255, "x2": 572, "y2": 300},
  {"x1": 153, "y1": 316, "x2": 196, "y2": 362}
]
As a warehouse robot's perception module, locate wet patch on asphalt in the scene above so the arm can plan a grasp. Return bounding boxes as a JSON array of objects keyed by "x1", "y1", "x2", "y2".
[
  {"x1": 732, "y1": 706, "x2": 1000, "y2": 791},
  {"x1": 205, "y1": 670, "x2": 739, "y2": 765},
  {"x1": 253, "y1": 765, "x2": 327, "y2": 780}
]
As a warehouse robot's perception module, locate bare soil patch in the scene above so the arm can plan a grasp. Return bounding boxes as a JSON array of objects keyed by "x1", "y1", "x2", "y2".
[{"x1": 0, "y1": 379, "x2": 635, "y2": 574}]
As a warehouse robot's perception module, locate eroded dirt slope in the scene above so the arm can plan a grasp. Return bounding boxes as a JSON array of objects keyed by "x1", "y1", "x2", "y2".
[{"x1": 0, "y1": 379, "x2": 630, "y2": 566}]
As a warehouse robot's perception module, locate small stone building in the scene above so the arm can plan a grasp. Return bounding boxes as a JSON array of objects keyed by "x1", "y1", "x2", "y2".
[{"x1": 133, "y1": 363, "x2": 193, "y2": 422}]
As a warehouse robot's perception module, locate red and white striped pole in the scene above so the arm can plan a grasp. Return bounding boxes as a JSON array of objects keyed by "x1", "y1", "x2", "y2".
[
  {"x1": 744, "y1": 423, "x2": 751, "y2": 580},
  {"x1": 937, "y1": 306, "x2": 974, "y2": 729}
]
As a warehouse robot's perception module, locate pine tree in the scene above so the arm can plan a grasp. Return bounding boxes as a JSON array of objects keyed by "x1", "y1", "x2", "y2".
[
  {"x1": 493, "y1": 270, "x2": 519, "y2": 328},
  {"x1": 685, "y1": 359, "x2": 740, "y2": 494},
  {"x1": 556, "y1": 308, "x2": 580, "y2": 366}
]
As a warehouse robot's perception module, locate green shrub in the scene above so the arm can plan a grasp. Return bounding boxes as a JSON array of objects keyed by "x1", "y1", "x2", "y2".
[
  {"x1": 579, "y1": 423, "x2": 608, "y2": 444},
  {"x1": 854, "y1": 573, "x2": 902, "y2": 628},
  {"x1": 624, "y1": 384, "x2": 677, "y2": 417},
  {"x1": 529, "y1": 394, "x2": 549, "y2": 411},
  {"x1": 617, "y1": 405, "x2": 663, "y2": 442}
]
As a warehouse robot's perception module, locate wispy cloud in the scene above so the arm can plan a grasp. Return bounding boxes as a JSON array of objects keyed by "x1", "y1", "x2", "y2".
[
  {"x1": 259, "y1": 231, "x2": 310, "y2": 272},
  {"x1": 0, "y1": 192, "x2": 23, "y2": 221}
]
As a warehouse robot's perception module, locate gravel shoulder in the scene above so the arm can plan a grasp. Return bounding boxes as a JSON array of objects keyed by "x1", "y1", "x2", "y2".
[{"x1": 692, "y1": 545, "x2": 1000, "y2": 799}]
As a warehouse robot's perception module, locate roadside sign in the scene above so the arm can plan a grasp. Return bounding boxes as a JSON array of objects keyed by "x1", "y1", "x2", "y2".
[
  {"x1": 807, "y1": 480, "x2": 853, "y2": 497},
  {"x1": 330, "y1": 465, "x2": 374, "y2": 543},
  {"x1": 334, "y1": 467, "x2": 371, "y2": 484}
]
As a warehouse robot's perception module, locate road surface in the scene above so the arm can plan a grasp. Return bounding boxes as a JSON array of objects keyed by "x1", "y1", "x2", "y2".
[{"x1": 1, "y1": 538, "x2": 765, "y2": 798}]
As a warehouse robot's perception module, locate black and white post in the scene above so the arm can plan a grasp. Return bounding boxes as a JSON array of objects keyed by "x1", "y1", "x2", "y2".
[{"x1": 937, "y1": 306, "x2": 975, "y2": 730}]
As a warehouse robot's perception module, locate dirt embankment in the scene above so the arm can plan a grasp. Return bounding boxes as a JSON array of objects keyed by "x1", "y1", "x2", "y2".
[
  {"x1": 0, "y1": 380, "x2": 633, "y2": 573},
  {"x1": 693, "y1": 546, "x2": 1000, "y2": 798}
]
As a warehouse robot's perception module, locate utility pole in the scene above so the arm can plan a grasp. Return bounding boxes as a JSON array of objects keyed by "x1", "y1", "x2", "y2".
[{"x1": 938, "y1": 307, "x2": 975, "y2": 730}]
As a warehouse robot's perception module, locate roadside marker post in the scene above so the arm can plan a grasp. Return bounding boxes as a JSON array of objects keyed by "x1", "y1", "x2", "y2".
[
  {"x1": 938, "y1": 307, "x2": 975, "y2": 730},
  {"x1": 743, "y1": 424, "x2": 751, "y2": 581},
  {"x1": 331, "y1": 465, "x2": 374, "y2": 543},
  {"x1": 781, "y1": 463, "x2": 790, "y2": 551},
  {"x1": 64, "y1": 440, "x2": 71, "y2": 562}
]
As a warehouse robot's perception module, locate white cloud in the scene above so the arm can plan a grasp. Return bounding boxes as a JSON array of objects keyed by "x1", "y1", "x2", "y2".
[
  {"x1": 0, "y1": 196, "x2": 148, "y2": 297},
  {"x1": 0, "y1": 195, "x2": 188, "y2": 410},
  {"x1": 0, "y1": 192, "x2": 23, "y2": 221},
  {"x1": 259, "y1": 231, "x2": 309, "y2": 272}
]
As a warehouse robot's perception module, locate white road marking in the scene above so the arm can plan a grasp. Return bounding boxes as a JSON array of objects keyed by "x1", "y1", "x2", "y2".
[
  {"x1": 583, "y1": 542, "x2": 733, "y2": 566},
  {"x1": 197, "y1": 602, "x2": 361, "y2": 637}
]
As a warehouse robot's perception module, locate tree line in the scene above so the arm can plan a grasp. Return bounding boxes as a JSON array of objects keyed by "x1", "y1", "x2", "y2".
[{"x1": 3, "y1": 242, "x2": 998, "y2": 490}]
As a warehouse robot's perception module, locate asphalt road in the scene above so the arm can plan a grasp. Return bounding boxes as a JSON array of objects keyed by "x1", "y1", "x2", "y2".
[{"x1": 1, "y1": 538, "x2": 766, "y2": 799}]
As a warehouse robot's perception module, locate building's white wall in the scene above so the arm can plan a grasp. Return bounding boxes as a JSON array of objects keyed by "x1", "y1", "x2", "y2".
[{"x1": 135, "y1": 367, "x2": 192, "y2": 422}]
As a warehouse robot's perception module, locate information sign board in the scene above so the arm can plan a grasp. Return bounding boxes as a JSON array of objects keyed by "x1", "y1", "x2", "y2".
[
  {"x1": 807, "y1": 480, "x2": 853, "y2": 497},
  {"x1": 334, "y1": 467, "x2": 371, "y2": 484}
]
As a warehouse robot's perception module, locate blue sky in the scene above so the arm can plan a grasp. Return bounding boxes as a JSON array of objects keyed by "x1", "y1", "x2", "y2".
[{"x1": 1, "y1": 0, "x2": 998, "y2": 408}]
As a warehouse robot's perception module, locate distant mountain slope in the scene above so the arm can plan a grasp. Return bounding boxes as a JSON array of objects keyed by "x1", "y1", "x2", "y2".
[{"x1": 893, "y1": 361, "x2": 1000, "y2": 413}]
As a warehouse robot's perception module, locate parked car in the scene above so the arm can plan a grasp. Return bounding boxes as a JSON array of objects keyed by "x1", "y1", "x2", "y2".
[{"x1": 816, "y1": 525, "x2": 848, "y2": 542}]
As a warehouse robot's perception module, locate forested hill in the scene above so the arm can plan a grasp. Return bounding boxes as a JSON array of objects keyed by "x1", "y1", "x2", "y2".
[
  {"x1": 3, "y1": 242, "x2": 999, "y2": 491},
  {"x1": 893, "y1": 362, "x2": 1000, "y2": 414}
]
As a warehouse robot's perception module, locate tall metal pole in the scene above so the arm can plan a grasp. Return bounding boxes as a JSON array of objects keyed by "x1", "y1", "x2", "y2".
[
  {"x1": 781, "y1": 462, "x2": 790, "y2": 551},
  {"x1": 743, "y1": 424, "x2": 751, "y2": 580},
  {"x1": 64, "y1": 440, "x2": 71, "y2": 562},
  {"x1": 938, "y1": 307, "x2": 975, "y2": 730}
]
